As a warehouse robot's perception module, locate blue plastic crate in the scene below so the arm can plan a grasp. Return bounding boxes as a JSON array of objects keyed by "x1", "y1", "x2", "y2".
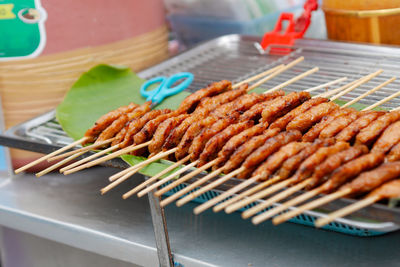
[{"x1": 161, "y1": 181, "x2": 391, "y2": 237}]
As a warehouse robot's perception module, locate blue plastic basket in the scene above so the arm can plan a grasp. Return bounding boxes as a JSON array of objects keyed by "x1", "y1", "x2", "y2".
[{"x1": 161, "y1": 181, "x2": 393, "y2": 237}]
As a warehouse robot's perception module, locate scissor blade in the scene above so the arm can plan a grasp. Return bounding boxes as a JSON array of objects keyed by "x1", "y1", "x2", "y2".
[{"x1": 149, "y1": 101, "x2": 158, "y2": 109}]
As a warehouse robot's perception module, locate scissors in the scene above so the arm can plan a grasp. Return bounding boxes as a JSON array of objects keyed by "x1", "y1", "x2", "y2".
[{"x1": 140, "y1": 72, "x2": 194, "y2": 107}]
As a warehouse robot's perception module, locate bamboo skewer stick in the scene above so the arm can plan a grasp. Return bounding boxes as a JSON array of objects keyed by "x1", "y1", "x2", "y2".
[
  {"x1": 304, "y1": 77, "x2": 347, "y2": 92},
  {"x1": 239, "y1": 178, "x2": 294, "y2": 218},
  {"x1": 342, "y1": 77, "x2": 396, "y2": 108},
  {"x1": 36, "y1": 150, "x2": 87, "y2": 177},
  {"x1": 159, "y1": 166, "x2": 226, "y2": 207},
  {"x1": 180, "y1": 168, "x2": 244, "y2": 210},
  {"x1": 14, "y1": 136, "x2": 89, "y2": 174},
  {"x1": 272, "y1": 188, "x2": 352, "y2": 225},
  {"x1": 100, "y1": 148, "x2": 177, "y2": 195},
  {"x1": 109, "y1": 164, "x2": 141, "y2": 182},
  {"x1": 222, "y1": 176, "x2": 283, "y2": 213},
  {"x1": 245, "y1": 57, "x2": 305, "y2": 92},
  {"x1": 255, "y1": 187, "x2": 325, "y2": 221},
  {"x1": 316, "y1": 79, "x2": 358, "y2": 98},
  {"x1": 60, "y1": 144, "x2": 119, "y2": 173},
  {"x1": 363, "y1": 87, "x2": 400, "y2": 111},
  {"x1": 136, "y1": 160, "x2": 199, "y2": 197},
  {"x1": 154, "y1": 159, "x2": 217, "y2": 197},
  {"x1": 250, "y1": 178, "x2": 312, "y2": 224},
  {"x1": 122, "y1": 155, "x2": 191, "y2": 199},
  {"x1": 200, "y1": 174, "x2": 261, "y2": 213},
  {"x1": 63, "y1": 141, "x2": 151, "y2": 175},
  {"x1": 329, "y1": 70, "x2": 383, "y2": 101},
  {"x1": 109, "y1": 148, "x2": 176, "y2": 188},
  {"x1": 264, "y1": 67, "x2": 319, "y2": 93},
  {"x1": 314, "y1": 195, "x2": 380, "y2": 227},
  {"x1": 116, "y1": 148, "x2": 178, "y2": 181},
  {"x1": 48, "y1": 138, "x2": 115, "y2": 161},
  {"x1": 234, "y1": 64, "x2": 284, "y2": 89}
]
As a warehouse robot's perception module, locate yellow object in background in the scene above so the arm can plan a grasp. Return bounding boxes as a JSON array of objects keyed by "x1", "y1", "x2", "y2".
[
  {"x1": 323, "y1": 0, "x2": 400, "y2": 45},
  {"x1": 0, "y1": 4, "x2": 16, "y2": 19}
]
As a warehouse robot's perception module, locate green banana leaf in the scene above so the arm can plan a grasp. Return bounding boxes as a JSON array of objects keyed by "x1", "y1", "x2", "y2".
[{"x1": 56, "y1": 64, "x2": 190, "y2": 176}]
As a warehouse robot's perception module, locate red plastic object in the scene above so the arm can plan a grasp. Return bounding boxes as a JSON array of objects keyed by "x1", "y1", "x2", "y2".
[{"x1": 260, "y1": 0, "x2": 318, "y2": 53}]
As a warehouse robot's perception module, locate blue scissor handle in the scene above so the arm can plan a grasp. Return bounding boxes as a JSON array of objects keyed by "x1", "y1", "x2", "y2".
[{"x1": 140, "y1": 72, "x2": 194, "y2": 105}]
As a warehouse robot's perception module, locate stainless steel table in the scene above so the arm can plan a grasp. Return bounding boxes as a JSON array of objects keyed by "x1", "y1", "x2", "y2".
[{"x1": 0, "y1": 166, "x2": 399, "y2": 267}]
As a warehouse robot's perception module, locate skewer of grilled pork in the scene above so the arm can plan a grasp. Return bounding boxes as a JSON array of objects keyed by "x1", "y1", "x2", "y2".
[{"x1": 159, "y1": 72, "x2": 383, "y2": 211}]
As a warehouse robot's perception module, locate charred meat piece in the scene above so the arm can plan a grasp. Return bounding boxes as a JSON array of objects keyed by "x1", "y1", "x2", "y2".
[
  {"x1": 84, "y1": 102, "x2": 139, "y2": 143},
  {"x1": 198, "y1": 120, "x2": 254, "y2": 167},
  {"x1": 291, "y1": 141, "x2": 350, "y2": 184},
  {"x1": 175, "y1": 91, "x2": 268, "y2": 160},
  {"x1": 96, "y1": 102, "x2": 151, "y2": 143},
  {"x1": 239, "y1": 90, "x2": 285, "y2": 122},
  {"x1": 335, "y1": 111, "x2": 385, "y2": 142},
  {"x1": 132, "y1": 111, "x2": 181, "y2": 154},
  {"x1": 339, "y1": 161, "x2": 400, "y2": 197},
  {"x1": 223, "y1": 128, "x2": 281, "y2": 174},
  {"x1": 112, "y1": 123, "x2": 130, "y2": 147},
  {"x1": 319, "y1": 110, "x2": 359, "y2": 139},
  {"x1": 175, "y1": 116, "x2": 218, "y2": 160},
  {"x1": 176, "y1": 80, "x2": 232, "y2": 113},
  {"x1": 387, "y1": 143, "x2": 400, "y2": 162},
  {"x1": 261, "y1": 92, "x2": 311, "y2": 124},
  {"x1": 196, "y1": 85, "x2": 248, "y2": 111},
  {"x1": 319, "y1": 152, "x2": 385, "y2": 193},
  {"x1": 238, "y1": 130, "x2": 302, "y2": 179},
  {"x1": 356, "y1": 110, "x2": 400, "y2": 146},
  {"x1": 213, "y1": 123, "x2": 268, "y2": 170},
  {"x1": 306, "y1": 145, "x2": 369, "y2": 190},
  {"x1": 372, "y1": 120, "x2": 400, "y2": 153},
  {"x1": 116, "y1": 109, "x2": 169, "y2": 148},
  {"x1": 270, "y1": 97, "x2": 328, "y2": 130},
  {"x1": 287, "y1": 102, "x2": 339, "y2": 133},
  {"x1": 148, "y1": 114, "x2": 189, "y2": 157},
  {"x1": 252, "y1": 141, "x2": 309, "y2": 180},
  {"x1": 162, "y1": 113, "x2": 207, "y2": 151},
  {"x1": 189, "y1": 112, "x2": 240, "y2": 161},
  {"x1": 162, "y1": 85, "x2": 249, "y2": 150},
  {"x1": 278, "y1": 138, "x2": 335, "y2": 179},
  {"x1": 302, "y1": 107, "x2": 353, "y2": 141},
  {"x1": 367, "y1": 179, "x2": 400, "y2": 199},
  {"x1": 211, "y1": 92, "x2": 267, "y2": 118}
]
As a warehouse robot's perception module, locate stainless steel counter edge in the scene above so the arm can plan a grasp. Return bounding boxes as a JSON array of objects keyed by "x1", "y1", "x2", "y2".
[
  {"x1": 0, "y1": 177, "x2": 217, "y2": 267},
  {"x1": 0, "y1": 198, "x2": 159, "y2": 266}
]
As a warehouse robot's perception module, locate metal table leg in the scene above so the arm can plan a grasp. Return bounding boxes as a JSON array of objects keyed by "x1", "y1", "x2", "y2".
[{"x1": 147, "y1": 178, "x2": 174, "y2": 267}]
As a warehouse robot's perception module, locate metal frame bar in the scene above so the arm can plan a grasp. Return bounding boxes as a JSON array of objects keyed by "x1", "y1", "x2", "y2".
[{"x1": 147, "y1": 179, "x2": 174, "y2": 267}]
